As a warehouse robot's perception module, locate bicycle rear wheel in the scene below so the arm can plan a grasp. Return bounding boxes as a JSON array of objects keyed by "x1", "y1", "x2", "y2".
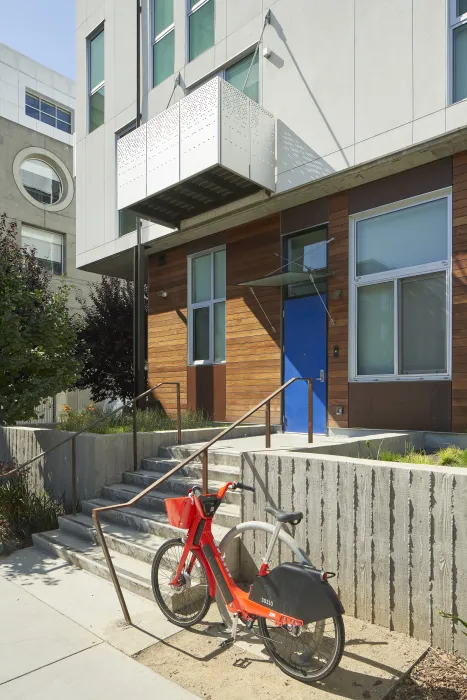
[
  {"x1": 151, "y1": 538, "x2": 211, "y2": 627},
  {"x1": 258, "y1": 614, "x2": 345, "y2": 683}
]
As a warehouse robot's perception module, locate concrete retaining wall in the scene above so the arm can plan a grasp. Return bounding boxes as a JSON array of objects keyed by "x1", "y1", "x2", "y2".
[
  {"x1": 0, "y1": 424, "x2": 268, "y2": 507},
  {"x1": 241, "y1": 451, "x2": 467, "y2": 657}
]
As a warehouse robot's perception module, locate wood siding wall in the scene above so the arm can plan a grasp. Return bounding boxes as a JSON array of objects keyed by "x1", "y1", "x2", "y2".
[
  {"x1": 148, "y1": 246, "x2": 188, "y2": 414},
  {"x1": 327, "y1": 192, "x2": 349, "y2": 428},
  {"x1": 226, "y1": 215, "x2": 281, "y2": 423},
  {"x1": 452, "y1": 151, "x2": 467, "y2": 431}
]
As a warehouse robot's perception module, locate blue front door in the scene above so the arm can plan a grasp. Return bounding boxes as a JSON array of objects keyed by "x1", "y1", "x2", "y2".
[{"x1": 284, "y1": 295, "x2": 327, "y2": 435}]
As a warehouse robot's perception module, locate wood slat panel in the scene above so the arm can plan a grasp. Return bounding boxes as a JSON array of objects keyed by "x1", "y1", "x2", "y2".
[{"x1": 452, "y1": 151, "x2": 467, "y2": 430}]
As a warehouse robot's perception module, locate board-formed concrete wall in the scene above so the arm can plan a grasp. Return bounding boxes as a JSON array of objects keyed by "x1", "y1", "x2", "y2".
[{"x1": 241, "y1": 451, "x2": 467, "y2": 657}]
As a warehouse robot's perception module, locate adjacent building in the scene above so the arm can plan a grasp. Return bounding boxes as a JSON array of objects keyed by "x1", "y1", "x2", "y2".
[
  {"x1": 0, "y1": 42, "x2": 100, "y2": 418},
  {"x1": 76, "y1": 1, "x2": 467, "y2": 433}
]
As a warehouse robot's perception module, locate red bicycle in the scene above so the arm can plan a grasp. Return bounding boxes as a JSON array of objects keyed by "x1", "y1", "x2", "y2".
[{"x1": 151, "y1": 481, "x2": 345, "y2": 683}]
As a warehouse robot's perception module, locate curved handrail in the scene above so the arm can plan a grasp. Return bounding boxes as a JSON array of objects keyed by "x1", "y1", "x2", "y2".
[
  {"x1": 92, "y1": 376, "x2": 312, "y2": 624},
  {"x1": 1, "y1": 382, "x2": 181, "y2": 515}
]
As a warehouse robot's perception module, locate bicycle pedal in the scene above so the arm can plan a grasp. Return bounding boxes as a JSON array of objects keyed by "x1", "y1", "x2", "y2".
[{"x1": 219, "y1": 637, "x2": 235, "y2": 649}]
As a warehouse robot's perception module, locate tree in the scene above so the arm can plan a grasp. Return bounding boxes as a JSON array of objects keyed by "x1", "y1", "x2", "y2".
[
  {"x1": 75, "y1": 277, "x2": 147, "y2": 403},
  {"x1": 0, "y1": 214, "x2": 81, "y2": 425}
]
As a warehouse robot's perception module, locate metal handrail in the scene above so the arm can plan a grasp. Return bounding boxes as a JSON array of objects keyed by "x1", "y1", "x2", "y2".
[
  {"x1": 1, "y1": 382, "x2": 181, "y2": 516},
  {"x1": 92, "y1": 376, "x2": 313, "y2": 624}
]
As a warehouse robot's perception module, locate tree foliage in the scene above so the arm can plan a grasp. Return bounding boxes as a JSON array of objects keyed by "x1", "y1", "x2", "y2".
[
  {"x1": 75, "y1": 277, "x2": 146, "y2": 403},
  {"x1": 0, "y1": 214, "x2": 80, "y2": 425}
]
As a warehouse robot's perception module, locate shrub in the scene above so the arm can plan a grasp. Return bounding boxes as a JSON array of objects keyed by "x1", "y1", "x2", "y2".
[
  {"x1": 437, "y1": 445, "x2": 467, "y2": 467},
  {"x1": 57, "y1": 405, "x2": 213, "y2": 434}
]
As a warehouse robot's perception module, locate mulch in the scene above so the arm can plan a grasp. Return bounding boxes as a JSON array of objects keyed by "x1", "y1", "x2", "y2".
[{"x1": 388, "y1": 648, "x2": 467, "y2": 700}]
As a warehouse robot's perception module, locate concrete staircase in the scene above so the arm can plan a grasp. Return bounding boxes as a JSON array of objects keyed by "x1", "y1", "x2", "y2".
[{"x1": 33, "y1": 445, "x2": 242, "y2": 600}]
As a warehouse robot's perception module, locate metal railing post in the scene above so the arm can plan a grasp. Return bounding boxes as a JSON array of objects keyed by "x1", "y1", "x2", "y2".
[
  {"x1": 265, "y1": 400, "x2": 271, "y2": 448},
  {"x1": 176, "y1": 383, "x2": 181, "y2": 445},
  {"x1": 132, "y1": 402, "x2": 138, "y2": 471},
  {"x1": 201, "y1": 450, "x2": 208, "y2": 495},
  {"x1": 71, "y1": 435, "x2": 77, "y2": 516},
  {"x1": 93, "y1": 511, "x2": 132, "y2": 625},
  {"x1": 308, "y1": 379, "x2": 313, "y2": 444}
]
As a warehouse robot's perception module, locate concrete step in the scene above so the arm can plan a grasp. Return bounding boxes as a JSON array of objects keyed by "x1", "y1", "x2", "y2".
[
  {"x1": 81, "y1": 498, "x2": 231, "y2": 543},
  {"x1": 140, "y1": 457, "x2": 240, "y2": 483},
  {"x1": 33, "y1": 529, "x2": 154, "y2": 600},
  {"x1": 57, "y1": 513, "x2": 167, "y2": 564},
  {"x1": 158, "y1": 446, "x2": 242, "y2": 468},
  {"x1": 122, "y1": 470, "x2": 241, "y2": 506},
  {"x1": 100, "y1": 483, "x2": 240, "y2": 530}
]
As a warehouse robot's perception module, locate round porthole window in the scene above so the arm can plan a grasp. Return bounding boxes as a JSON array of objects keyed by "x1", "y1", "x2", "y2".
[
  {"x1": 13, "y1": 147, "x2": 74, "y2": 212},
  {"x1": 19, "y1": 158, "x2": 63, "y2": 205}
]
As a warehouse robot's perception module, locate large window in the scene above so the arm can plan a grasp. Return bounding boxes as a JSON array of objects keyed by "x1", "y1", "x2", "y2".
[
  {"x1": 188, "y1": 0, "x2": 214, "y2": 62},
  {"x1": 225, "y1": 52, "x2": 259, "y2": 103},
  {"x1": 89, "y1": 28, "x2": 104, "y2": 132},
  {"x1": 350, "y1": 193, "x2": 451, "y2": 380},
  {"x1": 153, "y1": 0, "x2": 174, "y2": 86},
  {"x1": 25, "y1": 92, "x2": 72, "y2": 133},
  {"x1": 19, "y1": 158, "x2": 63, "y2": 205},
  {"x1": 189, "y1": 248, "x2": 226, "y2": 363},
  {"x1": 22, "y1": 225, "x2": 64, "y2": 275},
  {"x1": 451, "y1": 0, "x2": 467, "y2": 103}
]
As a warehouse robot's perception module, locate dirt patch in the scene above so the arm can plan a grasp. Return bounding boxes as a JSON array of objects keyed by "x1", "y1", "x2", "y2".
[
  {"x1": 387, "y1": 648, "x2": 467, "y2": 700},
  {"x1": 135, "y1": 610, "x2": 427, "y2": 700}
]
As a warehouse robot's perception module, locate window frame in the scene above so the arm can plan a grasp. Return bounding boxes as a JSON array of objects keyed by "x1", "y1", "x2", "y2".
[
  {"x1": 348, "y1": 188, "x2": 452, "y2": 383},
  {"x1": 449, "y1": 0, "x2": 467, "y2": 104},
  {"x1": 25, "y1": 91, "x2": 72, "y2": 133},
  {"x1": 187, "y1": 0, "x2": 215, "y2": 63},
  {"x1": 152, "y1": 0, "x2": 175, "y2": 87},
  {"x1": 87, "y1": 25, "x2": 105, "y2": 133},
  {"x1": 21, "y1": 224, "x2": 65, "y2": 276},
  {"x1": 187, "y1": 245, "x2": 226, "y2": 365}
]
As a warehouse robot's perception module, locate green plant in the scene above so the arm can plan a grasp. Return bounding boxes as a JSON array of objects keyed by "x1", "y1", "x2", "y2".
[
  {"x1": 439, "y1": 611, "x2": 467, "y2": 637},
  {"x1": 57, "y1": 406, "x2": 213, "y2": 434},
  {"x1": 0, "y1": 466, "x2": 64, "y2": 546},
  {"x1": 377, "y1": 448, "x2": 432, "y2": 464},
  {"x1": 0, "y1": 213, "x2": 80, "y2": 425},
  {"x1": 437, "y1": 445, "x2": 467, "y2": 467}
]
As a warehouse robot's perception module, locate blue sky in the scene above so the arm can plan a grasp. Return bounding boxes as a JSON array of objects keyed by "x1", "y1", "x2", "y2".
[{"x1": 0, "y1": 1, "x2": 76, "y2": 79}]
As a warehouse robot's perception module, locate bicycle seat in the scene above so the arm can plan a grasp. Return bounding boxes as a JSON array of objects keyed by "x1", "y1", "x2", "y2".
[{"x1": 265, "y1": 506, "x2": 303, "y2": 525}]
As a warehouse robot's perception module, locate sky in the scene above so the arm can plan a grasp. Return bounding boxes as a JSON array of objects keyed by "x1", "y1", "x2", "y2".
[{"x1": 0, "y1": 1, "x2": 76, "y2": 79}]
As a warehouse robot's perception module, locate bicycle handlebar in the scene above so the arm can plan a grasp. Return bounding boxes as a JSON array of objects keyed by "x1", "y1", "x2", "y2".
[{"x1": 233, "y1": 482, "x2": 255, "y2": 493}]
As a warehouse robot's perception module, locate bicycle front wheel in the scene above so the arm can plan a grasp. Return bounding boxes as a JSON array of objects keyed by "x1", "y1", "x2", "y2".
[
  {"x1": 258, "y1": 614, "x2": 345, "y2": 683},
  {"x1": 151, "y1": 538, "x2": 211, "y2": 628}
]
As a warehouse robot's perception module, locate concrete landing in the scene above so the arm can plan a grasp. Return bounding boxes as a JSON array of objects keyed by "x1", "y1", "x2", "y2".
[{"x1": 185, "y1": 432, "x2": 345, "y2": 455}]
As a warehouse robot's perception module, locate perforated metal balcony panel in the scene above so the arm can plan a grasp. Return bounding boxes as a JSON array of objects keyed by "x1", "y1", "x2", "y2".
[{"x1": 117, "y1": 78, "x2": 275, "y2": 228}]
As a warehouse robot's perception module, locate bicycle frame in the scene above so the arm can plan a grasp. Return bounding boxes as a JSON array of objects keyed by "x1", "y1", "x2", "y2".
[{"x1": 170, "y1": 488, "x2": 304, "y2": 629}]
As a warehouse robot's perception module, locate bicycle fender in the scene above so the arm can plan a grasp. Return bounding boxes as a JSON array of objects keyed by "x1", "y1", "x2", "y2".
[{"x1": 249, "y1": 562, "x2": 345, "y2": 624}]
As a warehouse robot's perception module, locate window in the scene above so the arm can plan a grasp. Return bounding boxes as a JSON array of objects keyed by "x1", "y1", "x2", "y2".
[
  {"x1": 225, "y1": 52, "x2": 259, "y2": 103},
  {"x1": 286, "y1": 227, "x2": 327, "y2": 298},
  {"x1": 188, "y1": 0, "x2": 214, "y2": 62},
  {"x1": 25, "y1": 92, "x2": 72, "y2": 133},
  {"x1": 153, "y1": 0, "x2": 174, "y2": 86},
  {"x1": 189, "y1": 248, "x2": 226, "y2": 363},
  {"x1": 22, "y1": 225, "x2": 64, "y2": 275},
  {"x1": 19, "y1": 158, "x2": 63, "y2": 205},
  {"x1": 89, "y1": 28, "x2": 104, "y2": 132},
  {"x1": 350, "y1": 193, "x2": 451, "y2": 380},
  {"x1": 451, "y1": 0, "x2": 467, "y2": 103},
  {"x1": 117, "y1": 123, "x2": 137, "y2": 236}
]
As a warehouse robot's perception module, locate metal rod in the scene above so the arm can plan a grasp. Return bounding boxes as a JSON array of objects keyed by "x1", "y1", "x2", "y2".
[
  {"x1": 92, "y1": 511, "x2": 131, "y2": 625},
  {"x1": 71, "y1": 436, "x2": 77, "y2": 516},
  {"x1": 308, "y1": 379, "x2": 313, "y2": 444},
  {"x1": 201, "y1": 450, "x2": 208, "y2": 495},
  {"x1": 132, "y1": 402, "x2": 138, "y2": 471},
  {"x1": 176, "y1": 384, "x2": 182, "y2": 445},
  {"x1": 265, "y1": 400, "x2": 271, "y2": 449}
]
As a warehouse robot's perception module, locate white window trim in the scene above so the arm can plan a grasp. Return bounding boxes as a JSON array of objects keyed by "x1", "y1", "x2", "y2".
[
  {"x1": 21, "y1": 225, "x2": 65, "y2": 277},
  {"x1": 87, "y1": 25, "x2": 105, "y2": 133},
  {"x1": 348, "y1": 188, "x2": 452, "y2": 383},
  {"x1": 186, "y1": 0, "x2": 214, "y2": 64},
  {"x1": 152, "y1": 0, "x2": 175, "y2": 87},
  {"x1": 187, "y1": 245, "x2": 226, "y2": 366},
  {"x1": 25, "y1": 91, "x2": 73, "y2": 134},
  {"x1": 449, "y1": 0, "x2": 467, "y2": 104}
]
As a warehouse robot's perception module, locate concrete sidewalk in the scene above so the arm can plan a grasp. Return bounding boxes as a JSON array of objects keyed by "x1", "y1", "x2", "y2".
[{"x1": 0, "y1": 550, "x2": 198, "y2": 700}]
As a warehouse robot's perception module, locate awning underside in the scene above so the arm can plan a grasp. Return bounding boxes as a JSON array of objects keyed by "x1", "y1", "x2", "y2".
[{"x1": 238, "y1": 270, "x2": 332, "y2": 287}]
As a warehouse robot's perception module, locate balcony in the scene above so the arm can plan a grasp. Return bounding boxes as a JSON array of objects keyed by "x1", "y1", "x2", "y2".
[{"x1": 117, "y1": 77, "x2": 275, "y2": 228}]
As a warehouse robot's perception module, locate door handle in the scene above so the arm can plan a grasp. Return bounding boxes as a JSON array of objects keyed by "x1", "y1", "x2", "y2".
[{"x1": 316, "y1": 369, "x2": 325, "y2": 383}]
